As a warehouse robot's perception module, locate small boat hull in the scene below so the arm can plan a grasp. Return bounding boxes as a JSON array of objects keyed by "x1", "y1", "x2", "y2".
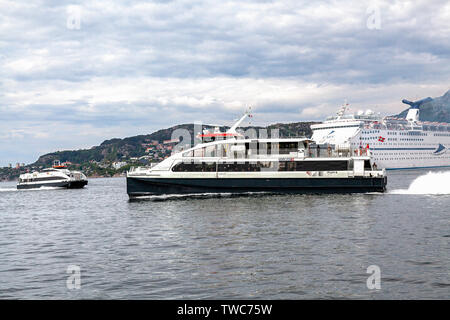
[
  {"x1": 67, "y1": 180, "x2": 89, "y2": 189},
  {"x1": 127, "y1": 176, "x2": 387, "y2": 198},
  {"x1": 17, "y1": 180, "x2": 88, "y2": 190}
]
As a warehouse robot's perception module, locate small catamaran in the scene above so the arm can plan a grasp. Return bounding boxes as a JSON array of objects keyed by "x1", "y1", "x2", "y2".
[{"x1": 17, "y1": 160, "x2": 88, "y2": 190}]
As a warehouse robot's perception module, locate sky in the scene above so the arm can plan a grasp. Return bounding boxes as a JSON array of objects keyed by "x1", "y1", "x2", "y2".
[{"x1": 0, "y1": 0, "x2": 449, "y2": 166}]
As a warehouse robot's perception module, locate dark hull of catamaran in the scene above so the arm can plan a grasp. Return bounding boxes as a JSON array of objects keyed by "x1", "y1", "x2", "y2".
[
  {"x1": 127, "y1": 176, "x2": 387, "y2": 198},
  {"x1": 17, "y1": 180, "x2": 88, "y2": 190}
]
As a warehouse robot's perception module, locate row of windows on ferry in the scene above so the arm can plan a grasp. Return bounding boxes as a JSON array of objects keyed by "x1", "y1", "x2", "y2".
[
  {"x1": 18, "y1": 176, "x2": 63, "y2": 183},
  {"x1": 363, "y1": 131, "x2": 428, "y2": 136},
  {"x1": 373, "y1": 155, "x2": 450, "y2": 161},
  {"x1": 363, "y1": 124, "x2": 450, "y2": 131},
  {"x1": 385, "y1": 131, "x2": 450, "y2": 136},
  {"x1": 317, "y1": 127, "x2": 450, "y2": 134},
  {"x1": 386, "y1": 131, "x2": 427, "y2": 136},
  {"x1": 362, "y1": 130, "x2": 450, "y2": 136},
  {"x1": 182, "y1": 142, "x2": 301, "y2": 158},
  {"x1": 360, "y1": 137, "x2": 425, "y2": 142},
  {"x1": 171, "y1": 160, "x2": 371, "y2": 172}
]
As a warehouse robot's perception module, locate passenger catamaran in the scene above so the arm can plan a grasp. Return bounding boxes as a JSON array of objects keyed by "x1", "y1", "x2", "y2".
[
  {"x1": 311, "y1": 98, "x2": 450, "y2": 169},
  {"x1": 17, "y1": 160, "x2": 88, "y2": 190},
  {"x1": 127, "y1": 111, "x2": 386, "y2": 198}
]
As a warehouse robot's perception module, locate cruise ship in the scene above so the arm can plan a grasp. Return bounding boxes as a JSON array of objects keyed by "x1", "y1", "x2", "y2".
[
  {"x1": 127, "y1": 112, "x2": 386, "y2": 198},
  {"x1": 311, "y1": 99, "x2": 450, "y2": 170}
]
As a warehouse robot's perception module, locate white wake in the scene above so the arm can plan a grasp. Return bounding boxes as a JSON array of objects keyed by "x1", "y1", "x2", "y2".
[
  {"x1": 131, "y1": 191, "x2": 273, "y2": 201},
  {"x1": 0, "y1": 186, "x2": 63, "y2": 192},
  {"x1": 390, "y1": 171, "x2": 450, "y2": 195}
]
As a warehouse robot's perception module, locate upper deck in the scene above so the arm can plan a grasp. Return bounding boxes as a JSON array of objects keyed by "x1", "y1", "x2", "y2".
[
  {"x1": 312, "y1": 102, "x2": 450, "y2": 133},
  {"x1": 137, "y1": 136, "x2": 374, "y2": 174}
]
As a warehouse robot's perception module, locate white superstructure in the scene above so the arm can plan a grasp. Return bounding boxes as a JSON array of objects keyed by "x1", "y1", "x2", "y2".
[{"x1": 311, "y1": 102, "x2": 450, "y2": 169}]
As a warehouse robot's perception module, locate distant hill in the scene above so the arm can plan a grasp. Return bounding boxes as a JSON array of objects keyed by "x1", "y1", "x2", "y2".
[
  {"x1": 33, "y1": 122, "x2": 318, "y2": 167},
  {"x1": 396, "y1": 90, "x2": 450, "y2": 122},
  {"x1": 34, "y1": 123, "x2": 198, "y2": 166}
]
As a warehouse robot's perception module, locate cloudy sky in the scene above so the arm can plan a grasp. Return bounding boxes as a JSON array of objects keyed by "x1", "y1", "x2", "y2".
[{"x1": 1, "y1": 0, "x2": 449, "y2": 166}]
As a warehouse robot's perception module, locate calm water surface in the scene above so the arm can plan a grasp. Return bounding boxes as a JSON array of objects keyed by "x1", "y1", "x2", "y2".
[{"x1": 0, "y1": 170, "x2": 449, "y2": 299}]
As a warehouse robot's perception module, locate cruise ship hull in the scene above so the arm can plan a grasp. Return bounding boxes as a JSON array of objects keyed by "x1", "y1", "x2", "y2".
[
  {"x1": 127, "y1": 176, "x2": 386, "y2": 198},
  {"x1": 17, "y1": 180, "x2": 88, "y2": 190}
]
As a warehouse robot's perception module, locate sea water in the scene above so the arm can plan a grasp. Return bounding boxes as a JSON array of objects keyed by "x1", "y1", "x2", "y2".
[{"x1": 0, "y1": 170, "x2": 448, "y2": 299}]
